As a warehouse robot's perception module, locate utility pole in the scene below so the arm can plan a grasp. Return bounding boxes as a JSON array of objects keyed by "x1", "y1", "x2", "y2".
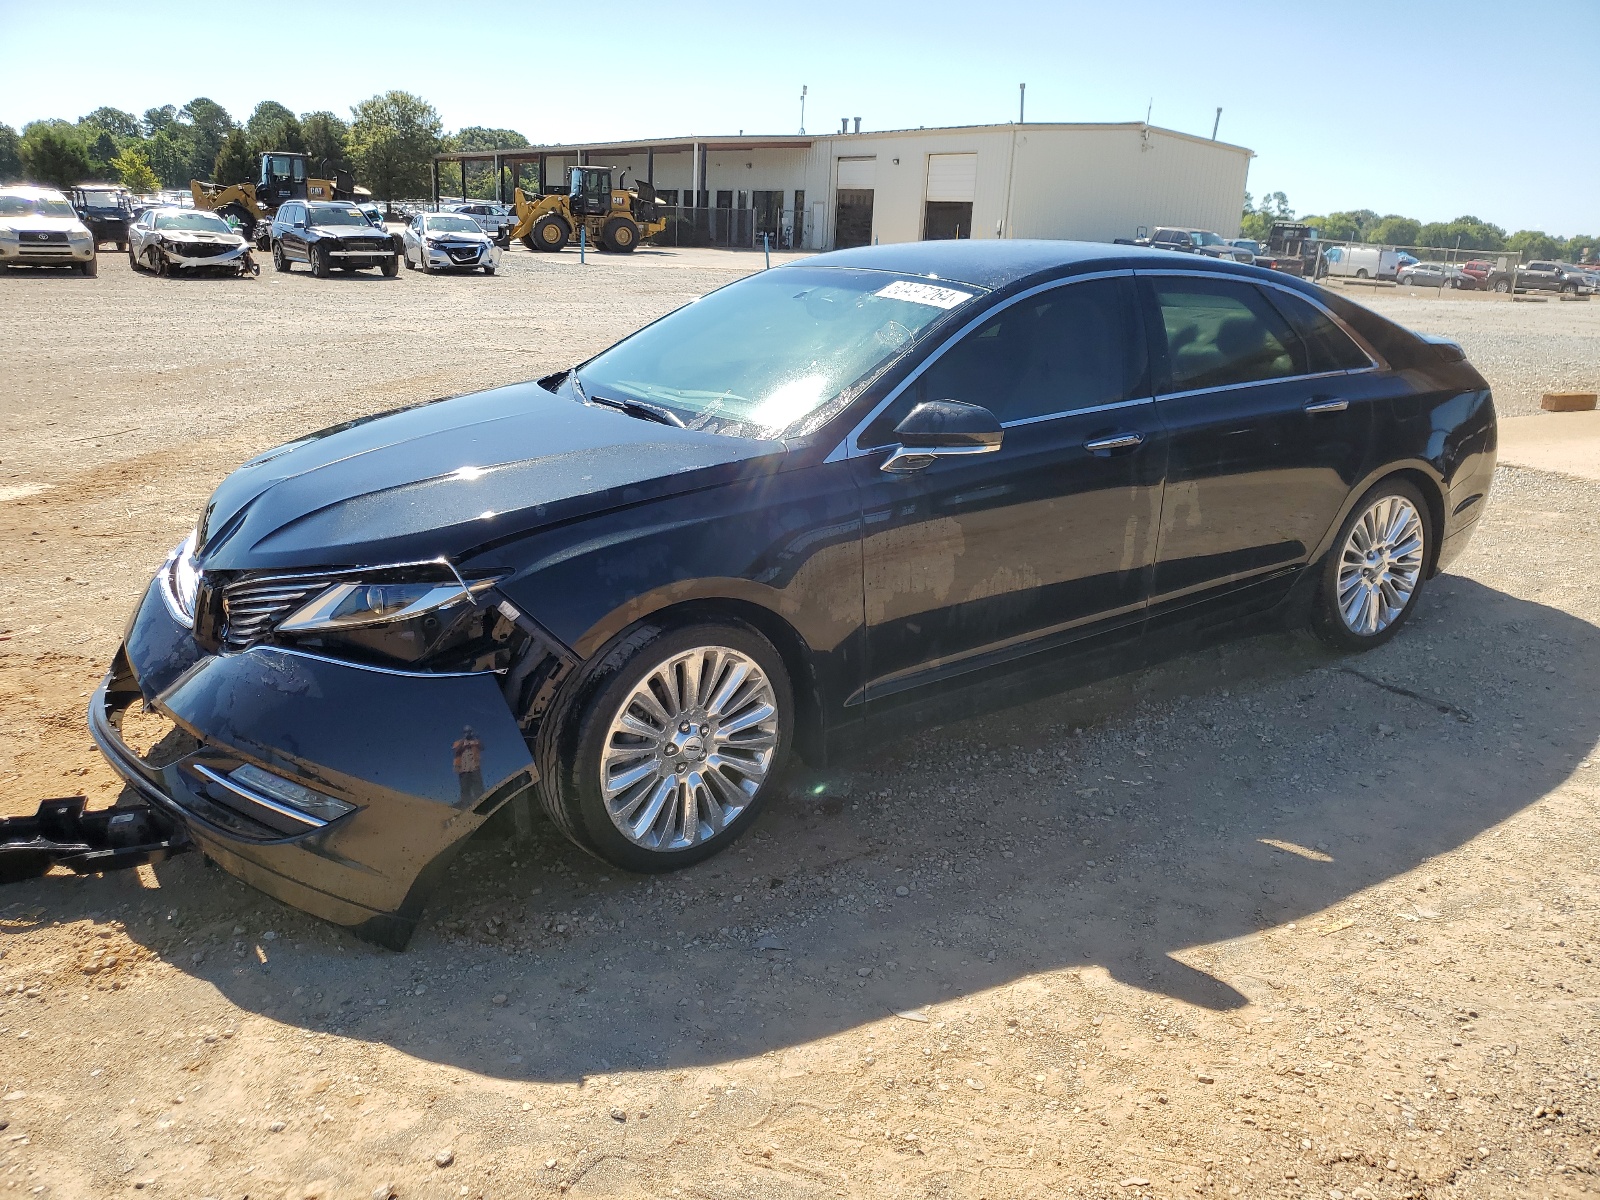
[
  {"x1": 799, "y1": 85, "x2": 807, "y2": 135},
  {"x1": 1019, "y1": 82, "x2": 1026, "y2": 124},
  {"x1": 1211, "y1": 107, "x2": 1222, "y2": 140}
]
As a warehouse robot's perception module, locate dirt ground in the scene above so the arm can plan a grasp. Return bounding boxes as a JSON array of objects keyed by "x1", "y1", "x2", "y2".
[{"x1": 2, "y1": 245, "x2": 1599, "y2": 1200}]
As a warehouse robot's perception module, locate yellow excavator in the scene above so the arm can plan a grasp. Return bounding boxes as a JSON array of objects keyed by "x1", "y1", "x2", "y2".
[
  {"x1": 192, "y1": 152, "x2": 371, "y2": 248},
  {"x1": 509, "y1": 165, "x2": 666, "y2": 253}
]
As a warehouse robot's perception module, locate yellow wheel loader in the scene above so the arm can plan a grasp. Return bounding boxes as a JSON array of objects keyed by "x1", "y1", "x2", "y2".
[
  {"x1": 508, "y1": 166, "x2": 666, "y2": 254},
  {"x1": 192, "y1": 152, "x2": 371, "y2": 248}
]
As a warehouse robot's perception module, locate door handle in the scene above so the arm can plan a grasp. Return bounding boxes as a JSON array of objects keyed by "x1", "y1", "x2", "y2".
[
  {"x1": 1083, "y1": 432, "x2": 1144, "y2": 453},
  {"x1": 1303, "y1": 398, "x2": 1349, "y2": 414}
]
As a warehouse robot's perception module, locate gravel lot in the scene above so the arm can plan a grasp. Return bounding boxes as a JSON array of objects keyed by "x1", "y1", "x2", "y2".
[{"x1": 1, "y1": 247, "x2": 1598, "y2": 1200}]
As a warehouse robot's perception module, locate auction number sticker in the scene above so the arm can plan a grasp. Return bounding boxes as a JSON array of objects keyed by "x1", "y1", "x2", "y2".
[{"x1": 875, "y1": 280, "x2": 973, "y2": 309}]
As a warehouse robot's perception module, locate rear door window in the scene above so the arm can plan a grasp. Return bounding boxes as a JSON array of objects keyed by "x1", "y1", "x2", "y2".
[
  {"x1": 1260, "y1": 287, "x2": 1373, "y2": 372},
  {"x1": 908, "y1": 277, "x2": 1147, "y2": 424},
  {"x1": 1150, "y1": 277, "x2": 1305, "y2": 393}
]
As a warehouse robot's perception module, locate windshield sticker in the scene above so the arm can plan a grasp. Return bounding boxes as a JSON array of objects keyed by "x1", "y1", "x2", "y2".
[{"x1": 875, "y1": 280, "x2": 973, "y2": 309}]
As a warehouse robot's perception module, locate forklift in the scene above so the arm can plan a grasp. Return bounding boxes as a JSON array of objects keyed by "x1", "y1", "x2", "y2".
[
  {"x1": 507, "y1": 165, "x2": 667, "y2": 253},
  {"x1": 191, "y1": 152, "x2": 372, "y2": 248}
]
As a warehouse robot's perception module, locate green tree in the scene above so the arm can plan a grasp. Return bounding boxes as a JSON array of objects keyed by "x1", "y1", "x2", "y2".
[
  {"x1": 446, "y1": 126, "x2": 531, "y2": 199},
  {"x1": 1507, "y1": 230, "x2": 1562, "y2": 261},
  {"x1": 85, "y1": 128, "x2": 118, "y2": 178},
  {"x1": 1367, "y1": 215, "x2": 1421, "y2": 247},
  {"x1": 301, "y1": 111, "x2": 352, "y2": 177},
  {"x1": 348, "y1": 90, "x2": 442, "y2": 202},
  {"x1": 246, "y1": 101, "x2": 296, "y2": 142},
  {"x1": 1416, "y1": 215, "x2": 1505, "y2": 252},
  {"x1": 19, "y1": 123, "x2": 92, "y2": 188},
  {"x1": 179, "y1": 97, "x2": 233, "y2": 181},
  {"x1": 81, "y1": 106, "x2": 141, "y2": 140},
  {"x1": 143, "y1": 105, "x2": 178, "y2": 136},
  {"x1": 145, "y1": 130, "x2": 190, "y2": 188},
  {"x1": 1302, "y1": 209, "x2": 1378, "y2": 242},
  {"x1": 214, "y1": 128, "x2": 257, "y2": 186},
  {"x1": 1566, "y1": 235, "x2": 1598, "y2": 264},
  {"x1": 0, "y1": 124, "x2": 23, "y2": 184},
  {"x1": 111, "y1": 146, "x2": 160, "y2": 194}
]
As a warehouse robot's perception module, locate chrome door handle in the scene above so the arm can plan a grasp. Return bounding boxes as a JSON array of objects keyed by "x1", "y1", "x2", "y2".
[
  {"x1": 1304, "y1": 398, "x2": 1349, "y2": 413},
  {"x1": 1083, "y1": 432, "x2": 1144, "y2": 453}
]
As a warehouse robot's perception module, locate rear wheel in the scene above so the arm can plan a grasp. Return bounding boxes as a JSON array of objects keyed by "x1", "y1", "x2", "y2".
[
  {"x1": 1355, "y1": 268, "x2": 1369, "y2": 279},
  {"x1": 530, "y1": 214, "x2": 570, "y2": 252},
  {"x1": 601, "y1": 217, "x2": 638, "y2": 253},
  {"x1": 536, "y1": 621, "x2": 792, "y2": 872},
  {"x1": 1311, "y1": 479, "x2": 1430, "y2": 652}
]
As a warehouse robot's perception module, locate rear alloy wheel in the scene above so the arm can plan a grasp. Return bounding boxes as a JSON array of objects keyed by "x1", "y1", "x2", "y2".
[
  {"x1": 601, "y1": 217, "x2": 638, "y2": 253},
  {"x1": 537, "y1": 622, "x2": 792, "y2": 872},
  {"x1": 1312, "y1": 480, "x2": 1430, "y2": 651}
]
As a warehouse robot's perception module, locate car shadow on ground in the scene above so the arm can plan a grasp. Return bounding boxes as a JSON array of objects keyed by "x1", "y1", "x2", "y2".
[{"x1": 10, "y1": 576, "x2": 1598, "y2": 1082}]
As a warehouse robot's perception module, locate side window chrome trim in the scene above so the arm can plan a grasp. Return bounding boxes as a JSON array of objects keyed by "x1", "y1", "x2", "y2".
[
  {"x1": 1135, "y1": 267, "x2": 1387, "y2": 373},
  {"x1": 1155, "y1": 369, "x2": 1360, "y2": 404},
  {"x1": 1000, "y1": 395, "x2": 1154, "y2": 430},
  {"x1": 833, "y1": 268, "x2": 1138, "y2": 460}
]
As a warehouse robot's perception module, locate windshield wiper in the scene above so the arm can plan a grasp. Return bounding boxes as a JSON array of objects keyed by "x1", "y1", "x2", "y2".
[{"x1": 589, "y1": 395, "x2": 687, "y2": 428}]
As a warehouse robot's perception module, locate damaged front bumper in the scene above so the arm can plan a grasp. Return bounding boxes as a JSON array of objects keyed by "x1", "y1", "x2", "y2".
[
  {"x1": 0, "y1": 795, "x2": 190, "y2": 885},
  {"x1": 87, "y1": 580, "x2": 548, "y2": 948},
  {"x1": 165, "y1": 241, "x2": 255, "y2": 273}
]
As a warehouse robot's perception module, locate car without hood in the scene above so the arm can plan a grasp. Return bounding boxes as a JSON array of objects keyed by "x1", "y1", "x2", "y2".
[
  {"x1": 90, "y1": 241, "x2": 1498, "y2": 947},
  {"x1": 128, "y1": 207, "x2": 258, "y2": 277}
]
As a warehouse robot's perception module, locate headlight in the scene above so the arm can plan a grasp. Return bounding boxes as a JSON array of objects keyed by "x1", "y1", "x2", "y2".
[
  {"x1": 69, "y1": 230, "x2": 91, "y2": 243},
  {"x1": 159, "y1": 530, "x2": 202, "y2": 626},
  {"x1": 0, "y1": 229, "x2": 19, "y2": 242},
  {"x1": 281, "y1": 579, "x2": 493, "y2": 632},
  {"x1": 274, "y1": 571, "x2": 503, "y2": 670}
]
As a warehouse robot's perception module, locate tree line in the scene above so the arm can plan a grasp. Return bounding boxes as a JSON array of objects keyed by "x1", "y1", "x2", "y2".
[
  {"x1": 0, "y1": 91, "x2": 528, "y2": 202},
  {"x1": 1243, "y1": 192, "x2": 1596, "y2": 265}
]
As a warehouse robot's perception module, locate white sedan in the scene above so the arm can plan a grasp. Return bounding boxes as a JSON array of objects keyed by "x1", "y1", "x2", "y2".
[
  {"x1": 128, "y1": 208, "x2": 256, "y2": 276},
  {"x1": 401, "y1": 212, "x2": 502, "y2": 274}
]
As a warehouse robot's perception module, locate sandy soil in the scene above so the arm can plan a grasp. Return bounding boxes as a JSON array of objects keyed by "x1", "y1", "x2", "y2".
[{"x1": 1, "y1": 248, "x2": 1598, "y2": 1200}]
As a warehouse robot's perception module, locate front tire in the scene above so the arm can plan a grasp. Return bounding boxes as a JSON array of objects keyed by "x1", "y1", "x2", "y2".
[
  {"x1": 273, "y1": 242, "x2": 291, "y2": 273},
  {"x1": 536, "y1": 621, "x2": 793, "y2": 872},
  {"x1": 1311, "y1": 480, "x2": 1430, "y2": 652},
  {"x1": 1493, "y1": 278, "x2": 1511, "y2": 293},
  {"x1": 380, "y1": 255, "x2": 399, "y2": 277},
  {"x1": 310, "y1": 243, "x2": 330, "y2": 278}
]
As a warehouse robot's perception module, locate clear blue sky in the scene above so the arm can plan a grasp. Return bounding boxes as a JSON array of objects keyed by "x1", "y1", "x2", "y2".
[{"x1": 4, "y1": 0, "x2": 1596, "y2": 235}]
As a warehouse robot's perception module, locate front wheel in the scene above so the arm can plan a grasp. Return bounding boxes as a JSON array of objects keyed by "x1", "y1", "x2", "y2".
[
  {"x1": 80, "y1": 255, "x2": 98, "y2": 278},
  {"x1": 310, "y1": 243, "x2": 330, "y2": 278},
  {"x1": 273, "y1": 242, "x2": 290, "y2": 273},
  {"x1": 380, "y1": 255, "x2": 399, "y2": 277},
  {"x1": 1311, "y1": 480, "x2": 1430, "y2": 652},
  {"x1": 1561, "y1": 282, "x2": 1578, "y2": 295},
  {"x1": 482, "y1": 265, "x2": 496, "y2": 275},
  {"x1": 536, "y1": 621, "x2": 793, "y2": 872},
  {"x1": 1493, "y1": 278, "x2": 1511, "y2": 293}
]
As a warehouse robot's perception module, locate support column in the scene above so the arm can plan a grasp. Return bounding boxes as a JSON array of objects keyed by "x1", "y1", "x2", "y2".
[
  {"x1": 647, "y1": 146, "x2": 655, "y2": 185},
  {"x1": 691, "y1": 141, "x2": 701, "y2": 207},
  {"x1": 460, "y1": 159, "x2": 467, "y2": 202},
  {"x1": 430, "y1": 159, "x2": 439, "y2": 209},
  {"x1": 494, "y1": 154, "x2": 503, "y2": 204}
]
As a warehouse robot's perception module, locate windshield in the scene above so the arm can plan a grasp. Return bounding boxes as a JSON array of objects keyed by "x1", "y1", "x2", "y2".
[
  {"x1": 1193, "y1": 231, "x2": 1226, "y2": 246},
  {"x1": 577, "y1": 267, "x2": 981, "y2": 436},
  {"x1": 0, "y1": 195, "x2": 75, "y2": 218},
  {"x1": 309, "y1": 206, "x2": 370, "y2": 227},
  {"x1": 425, "y1": 215, "x2": 481, "y2": 234},
  {"x1": 155, "y1": 212, "x2": 233, "y2": 233}
]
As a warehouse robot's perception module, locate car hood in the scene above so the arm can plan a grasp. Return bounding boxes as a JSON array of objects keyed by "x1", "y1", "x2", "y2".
[
  {"x1": 0, "y1": 215, "x2": 88, "y2": 235},
  {"x1": 195, "y1": 381, "x2": 786, "y2": 572},
  {"x1": 163, "y1": 230, "x2": 244, "y2": 244}
]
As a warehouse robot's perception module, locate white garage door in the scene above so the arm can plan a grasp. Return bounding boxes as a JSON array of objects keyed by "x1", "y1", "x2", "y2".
[
  {"x1": 836, "y1": 157, "x2": 877, "y2": 189},
  {"x1": 925, "y1": 153, "x2": 977, "y2": 203}
]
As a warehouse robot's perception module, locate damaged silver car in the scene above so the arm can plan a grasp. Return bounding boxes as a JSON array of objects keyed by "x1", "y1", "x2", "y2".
[{"x1": 128, "y1": 207, "x2": 258, "y2": 277}]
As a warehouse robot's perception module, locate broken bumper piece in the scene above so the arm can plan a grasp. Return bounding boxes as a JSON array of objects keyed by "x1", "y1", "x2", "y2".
[
  {"x1": 87, "y1": 579, "x2": 541, "y2": 949},
  {"x1": 0, "y1": 794, "x2": 191, "y2": 885}
]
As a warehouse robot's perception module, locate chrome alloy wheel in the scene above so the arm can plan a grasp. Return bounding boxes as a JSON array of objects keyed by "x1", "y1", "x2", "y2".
[
  {"x1": 599, "y1": 645, "x2": 780, "y2": 851},
  {"x1": 1337, "y1": 495, "x2": 1425, "y2": 635}
]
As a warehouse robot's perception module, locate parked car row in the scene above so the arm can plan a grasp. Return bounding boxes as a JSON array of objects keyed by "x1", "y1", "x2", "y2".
[{"x1": 0, "y1": 187, "x2": 504, "y2": 281}]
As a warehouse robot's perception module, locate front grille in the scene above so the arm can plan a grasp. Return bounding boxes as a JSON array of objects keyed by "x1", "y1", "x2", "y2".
[
  {"x1": 343, "y1": 238, "x2": 387, "y2": 253},
  {"x1": 446, "y1": 245, "x2": 482, "y2": 263},
  {"x1": 18, "y1": 247, "x2": 74, "y2": 257},
  {"x1": 22, "y1": 231, "x2": 68, "y2": 244},
  {"x1": 220, "y1": 577, "x2": 324, "y2": 652},
  {"x1": 175, "y1": 241, "x2": 232, "y2": 258}
]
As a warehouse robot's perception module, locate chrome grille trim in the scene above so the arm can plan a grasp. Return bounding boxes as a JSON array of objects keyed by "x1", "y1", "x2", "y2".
[{"x1": 220, "y1": 577, "x2": 327, "y2": 652}]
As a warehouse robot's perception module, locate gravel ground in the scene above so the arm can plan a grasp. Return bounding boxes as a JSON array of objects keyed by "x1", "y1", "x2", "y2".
[
  {"x1": 1, "y1": 247, "x2": 1598, "y2": 1200},
  {"x1": 1341, "y1": 286, "x2": 1600, "y2": 418}
]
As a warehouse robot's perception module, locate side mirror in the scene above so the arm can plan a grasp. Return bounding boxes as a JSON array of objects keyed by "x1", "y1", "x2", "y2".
[{"x1": 881, "y1": 400, "x2": 1003, "y2": 473}]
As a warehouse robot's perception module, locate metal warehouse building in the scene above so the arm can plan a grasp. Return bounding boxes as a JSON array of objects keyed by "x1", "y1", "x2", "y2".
[{"x1": 435, "y1": 121, "x2": 1253, "y2": 252}]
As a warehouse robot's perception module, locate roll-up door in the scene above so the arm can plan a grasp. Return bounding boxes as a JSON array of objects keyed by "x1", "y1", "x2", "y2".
[
  {"x1": 925, "y1": 153, "x2": 977, "y2": 203},
  {"x1": 836, "y1": 157, "x2": 877, "y2": 189}
]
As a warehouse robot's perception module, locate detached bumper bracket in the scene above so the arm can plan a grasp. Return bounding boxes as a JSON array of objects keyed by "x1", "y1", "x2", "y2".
[{"x1": 0, "y1": 795, "x2": 192, "y2": 885}]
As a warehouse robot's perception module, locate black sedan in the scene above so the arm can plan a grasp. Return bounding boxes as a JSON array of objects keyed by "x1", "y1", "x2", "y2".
[{"x1": 90, "y1": 241, "x2": 1497, "y2": 947}]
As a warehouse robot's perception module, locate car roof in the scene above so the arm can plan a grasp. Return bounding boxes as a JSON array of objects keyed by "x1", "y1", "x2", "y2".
[
  {"x1": 305, "y1": 200, "x2": 362, "y2": 209},
  {"x1": 148, "y1": 206, "x2": 226, "y2": 217},
  {"x1": 798, "y1": 239, "x2": 1268, "y2": 291},
  {"x1": 0, "y1": 184, "x2": 70, "y2": 201}
]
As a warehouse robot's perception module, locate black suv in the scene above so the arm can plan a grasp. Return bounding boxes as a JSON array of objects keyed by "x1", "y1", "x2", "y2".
[
  {"x1": 270, "y1": 200, "x2": 399, "y2": 277},
  {"x1": 69, "y1": 185, "x2": 134, "y2": 250}
]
